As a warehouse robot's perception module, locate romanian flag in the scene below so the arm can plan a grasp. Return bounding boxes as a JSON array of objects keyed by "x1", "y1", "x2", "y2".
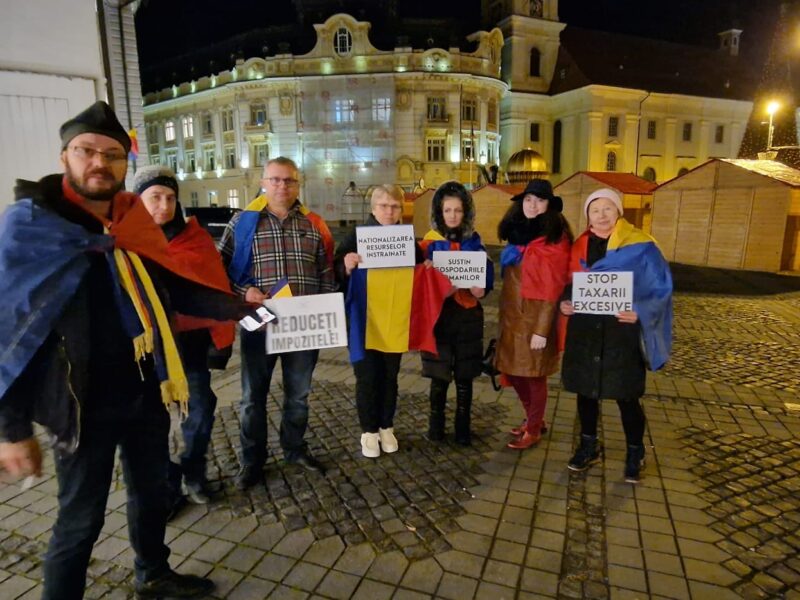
[
  {"x1": 128, "y1": 128, "x2": 139, "y2": 161},
  {"x1": 569, "y1": 218, "x2": 673, "y2": 370},
  {"x1": 346, "y1": 264, "x2": 451, "y2": 363},
  {"x1": 269, "y1": 277, "x2": 293, "y2": 298}
]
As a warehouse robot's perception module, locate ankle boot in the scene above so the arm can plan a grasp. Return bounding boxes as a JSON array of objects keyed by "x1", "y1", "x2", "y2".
[
  {"x1": 567, "y1": 434, "x2": 602, "y2": 472},
  {"x1": 428, "y1": 379, "x2": 448, "y2": 441},
  {"x1": 507, "y1": 424, "x2": 542, "y2": 449},
  {"x1": 454, "y1": 379, "x2": 473, "y2": 446},
  {"x1": 624, "y1": 444, "x2": 646, "y2": 483}
]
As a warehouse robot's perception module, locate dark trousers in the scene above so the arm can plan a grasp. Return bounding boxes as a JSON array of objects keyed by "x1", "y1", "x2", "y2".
[
  {"x1": 42, "y1": 400, "x2": 171, "y2": 600},
  {"x1": 353, "y1": 350, "x2": 402, "y2": 433},
  {"x1": 239, "y1": 329, "x2": 319, "y2": 466},
  {"x1": 577, "y1": 394, "x2": 646, "y2": 445},
  {"x1": 179, "y1": 368, "x2": 218, "y2": 484}
]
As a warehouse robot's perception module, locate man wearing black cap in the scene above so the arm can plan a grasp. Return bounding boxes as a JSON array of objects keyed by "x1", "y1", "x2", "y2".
[{"x1": 0, "y1": 101, "x2": 252, "y2": 599}]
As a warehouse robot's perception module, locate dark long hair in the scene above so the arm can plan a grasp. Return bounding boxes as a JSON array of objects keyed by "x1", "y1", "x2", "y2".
[{"x1": 497, "y1": 200, "x2": 573, "y2": 245}]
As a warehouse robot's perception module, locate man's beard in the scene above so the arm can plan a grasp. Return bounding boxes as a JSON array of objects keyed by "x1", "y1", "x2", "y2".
[{"x1": 65, "y1": 163, "x2": 125, "y2": 201}]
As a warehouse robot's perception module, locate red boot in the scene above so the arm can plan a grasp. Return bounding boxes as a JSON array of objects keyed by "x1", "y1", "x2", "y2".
[
  {"x1": 510, "y1": 420, "x2": 547, "y2": 436},
  {"x1": 507, "y1": 428, "x2": 542, "y2": 449}
]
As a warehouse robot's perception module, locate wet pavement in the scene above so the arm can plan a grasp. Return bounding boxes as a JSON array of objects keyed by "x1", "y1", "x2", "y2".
[{"x1": 2, "y1": 264, "x2": 800, "y2": 599}]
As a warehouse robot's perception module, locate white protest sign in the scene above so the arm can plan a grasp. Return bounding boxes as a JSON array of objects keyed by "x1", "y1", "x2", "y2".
[
  {"x1": 356, "y1": 224, "x2": 416, "y2": 269},
  {"x1": 264, "y1": 292, "x2": 347, "y2": 354},
  {"x1": 432, "y1": 251, "x2": 487, "y2": 288},
  {"x1": 572, "y1": 272, "x2": 634, "y2": 315}
]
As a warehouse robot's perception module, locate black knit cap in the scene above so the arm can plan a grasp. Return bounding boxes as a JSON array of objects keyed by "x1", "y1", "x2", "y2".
[
  {"x1": 59, "y1": 101, "x2": 131, "y2": 153},
  {"x1": 511, "y1": 179, "x2": 563, "y2": 212}
]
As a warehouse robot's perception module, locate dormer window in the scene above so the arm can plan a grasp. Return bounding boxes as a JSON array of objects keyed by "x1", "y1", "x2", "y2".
[{"x1": 334, "y1": 27, "x2": 352, "y2": 56}]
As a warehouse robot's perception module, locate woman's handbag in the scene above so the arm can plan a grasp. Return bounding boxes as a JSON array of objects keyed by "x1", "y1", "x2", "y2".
[{"x1": 481, "y1": 338, "x2": 502, "y2": 391}]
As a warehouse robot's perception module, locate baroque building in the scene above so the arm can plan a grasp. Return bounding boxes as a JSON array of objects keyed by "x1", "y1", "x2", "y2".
[{"x1": 141, "y1": 0, "x2": 760, "y2": 217}]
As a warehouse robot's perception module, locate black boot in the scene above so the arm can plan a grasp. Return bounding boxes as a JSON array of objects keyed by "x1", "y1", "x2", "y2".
[
  {"x1": 428, "y1": 379, "x2": 448, "y2": 441},
  {"x1": 568, "y1": 434, "x2": 602, "y2": 472},
  {"x1": 624, "y1": 444, "x2": 646, "y2": 483},
  {"x1": 454, "y1": 379, "x2": 473, "y2": 446}
]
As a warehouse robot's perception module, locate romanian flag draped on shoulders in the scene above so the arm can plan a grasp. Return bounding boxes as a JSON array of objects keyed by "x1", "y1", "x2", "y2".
[
  {"x1": 499, "y1": 234, "x2": 571, "y2": 303},
  {"x1": 227, "y1": 194, "x2": 334, "y2": 290},
  {"x1": 571, "y1": 218, "x2": 673, "y2": 370},
  {"x1": 346, "y1": 246, "x2": 451, "y2": 364}
]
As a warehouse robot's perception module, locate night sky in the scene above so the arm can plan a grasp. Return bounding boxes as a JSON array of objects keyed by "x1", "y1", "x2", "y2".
[{"x1": 135, "y1": 0, "x2": 784, "y2": 77}]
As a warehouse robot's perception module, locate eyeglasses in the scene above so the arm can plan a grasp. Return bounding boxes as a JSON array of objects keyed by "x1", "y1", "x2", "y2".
[
  {"x1": 375, "y1": 203, "x2": 402, "y2": 211},
  {"x1": 69, "y1": 145, "x2": 128, "y2": 163},
  {"x1": 265, "y1": 176, "x2": 299, "y2": 187}
]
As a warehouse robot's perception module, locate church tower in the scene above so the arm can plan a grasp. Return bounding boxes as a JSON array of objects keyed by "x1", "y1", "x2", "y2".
[{"x1": 483, "y1": 0, "x2": 564, "y2": 93}]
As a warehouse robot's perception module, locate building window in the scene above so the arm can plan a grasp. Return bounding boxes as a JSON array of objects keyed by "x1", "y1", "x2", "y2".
[
  {"x1": 487, "y1": 139, "x2": 497, "y2": 163},
  {"x1": 150, "y1": 155, "x2": 161, "y2": 166},
  {"x1": 250, "y1": 104, "x2": 267, "y2": 126},
  {"x1": 334, "y1": 99, "x2": 356, "y2": 123},
  {"x1": 426, "y1": 137, "x2": 446, "y2": 162},
  {"x1": 181, "y1": 116, "x2": 193, "y2": 139},
  {"x1": 677, "y1": 167, "x2": 690, "y2": 176},
  {"x1": 606, "y1": 151, "x2": 617, "y2": 171},
  {"x1": 715, "y1": 124, "x2": 725, "y2": 144},
  {"x1": 224, "y1": 146, "x2": 236, "y2": 169},
  {"x1": 461, "y1": 98, "x2": 477, "y2": 123},
  {"x1": 190, "y1": 191, "x2": 198, "y2": 207},
  {"x1": 204, "y1": 147, "x2": 215, "y2": 170},
  {"x1": 643, "y1": 167, "x2": 656, "y2": 182},
  {"x1": 427, "y1": 96, "x2": 447, "y2": 121},
  {"x1": 221, "y1": 109, "x2": 234, "y2": 132},
  {"x1": 254, "y1": 143, "x2": 269, "y2": 166},
  {"x1": 682, "y1": 122, "x2": 692, "y2": 142},
  {"x1": 487, "y1": 100, "x2": 497, "y2": 127},
  {"x1": 462, "y1": 137, "x2": 474, "y2": 161},
  {"x1": 529, "y1": 47, "x2": 541, "y2": 77},
  {"x1": 208, "y1": 190, "x2": 218, "y2": 207},
  {"x1": 608, "y1": 116, "x2": 619, "y2": 138},
  {"x1": 228, "y1": 188, "x2": 240, "y2": 209},
  {"x1": 185, "y1": 151, "x2": 196, "y2": 172},
  {"x1": 202, "y1": 114, "x2": 213, "y2": 135},
  {"x1": 371, "y1": 97, "x2": 391, "y2": 122},
  {"x1": 166, "y1": 151, "x2": 177, "y2": 172},
  {"x1": 530, "y1": 122, "x2": 540, "y2": 142},
  {"x1": 552, "y1": 120, "x2": 562, "y2": 174},
  {"x1": 333, "y1": 27, "x2": 353, "y2": 56},
  {"x1": 147, "y1": 123, "x2": 159, "y2": 145},
  {"x1": 647, "y1": 120, "x2": 656, "y2": 140},
  {"x1": 164, "y1": 121, "x2": 176, "y2": 142}
]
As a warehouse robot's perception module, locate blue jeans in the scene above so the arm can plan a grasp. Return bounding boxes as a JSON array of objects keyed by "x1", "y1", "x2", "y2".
[
  {"x1": 239, "y1": 329, "x2": 319, "y2": 467},
  {"x1": 42, "y1": 389, "x2": 171, "y2": 600},
  {"x1": 179, "y1": 368, "x2": 217, "y2": 484}
]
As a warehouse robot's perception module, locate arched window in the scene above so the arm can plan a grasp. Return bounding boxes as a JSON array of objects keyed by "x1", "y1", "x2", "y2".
[
  {"x1": 552, "y1": 120, "x2": 562, "y2": 174},
  {"x1": 677, "y1": 167, "x2": 690, "y2": 177},
  {"x1": 643, "y1": 167, "x2": 656, "y2": 182},
  {"x1": 606, "y1": 151, "x2": 617, "y2": 171},
  {"x1": 333, "y1": 27, "x2": 352, "y2": 56},
  {"x1": 529, "y1": 47, "x2": 541, "y2": 77}
]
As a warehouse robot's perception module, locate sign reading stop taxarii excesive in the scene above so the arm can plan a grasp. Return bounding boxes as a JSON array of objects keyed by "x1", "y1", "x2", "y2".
[{"x1": 571, "y1": 271, "x2": 634, "y2": 315}]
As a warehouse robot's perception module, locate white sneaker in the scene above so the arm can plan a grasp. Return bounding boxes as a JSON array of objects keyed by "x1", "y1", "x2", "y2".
[
  {"x1": 378, "y1": 427, "x2": 399, "y2": 453},
  {"x1": 361, "y1": 432, "x2": 381, "y2": 458}
]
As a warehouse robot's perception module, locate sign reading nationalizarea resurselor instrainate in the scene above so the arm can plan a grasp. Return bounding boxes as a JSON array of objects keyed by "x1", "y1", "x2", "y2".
[
  {"x1": 355, "y1": 224, "x2": 416, "y2": 269},
  {"x1": 432, "y1": 251, "x2": 487, "y2": 288},
  {"x1": 264, "y1": 293, "x2": 347, "y2": 354},
  {"x1": 571, "y1": 271, "x2": 634, "y2": 315}
]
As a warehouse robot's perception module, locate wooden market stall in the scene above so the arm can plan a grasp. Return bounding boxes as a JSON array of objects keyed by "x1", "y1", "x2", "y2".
[
  {"x1": 470, "y1": 184, "x2": 525, "y2": 245},
  {"x1": 650, "y1": 159, "x2": 800, "y2": 272},
  {"x1": 554, "y1": 172, "x2": 658, "y2": 235}
]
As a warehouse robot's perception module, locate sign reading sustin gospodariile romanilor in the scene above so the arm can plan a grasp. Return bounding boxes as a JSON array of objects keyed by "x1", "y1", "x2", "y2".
[{"x1": 432, "y1": 250, "x2": 487, "y2": 288}]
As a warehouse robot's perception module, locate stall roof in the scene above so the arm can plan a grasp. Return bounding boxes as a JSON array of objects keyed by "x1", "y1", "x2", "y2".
[
  {"x1": 719, "y1": 159, "x2": 800, "y2": 188},
  {"x1": 556, "y1": 172, "x2": 658, "y2": 195}
]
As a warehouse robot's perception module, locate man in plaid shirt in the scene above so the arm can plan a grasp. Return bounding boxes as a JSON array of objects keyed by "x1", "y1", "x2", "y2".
[{"x1": 219, "y1": 157, "x2": 336, "y2": 488}]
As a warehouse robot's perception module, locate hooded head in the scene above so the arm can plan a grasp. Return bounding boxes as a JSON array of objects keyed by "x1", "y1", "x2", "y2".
[{"x1": 430, "y1": 180, "x2": 475, "y2": 240}]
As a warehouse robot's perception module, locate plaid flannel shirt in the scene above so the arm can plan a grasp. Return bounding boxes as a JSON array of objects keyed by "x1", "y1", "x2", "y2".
[{"x1": 219, "y1": 202, "x2": 336, "y2": 298}]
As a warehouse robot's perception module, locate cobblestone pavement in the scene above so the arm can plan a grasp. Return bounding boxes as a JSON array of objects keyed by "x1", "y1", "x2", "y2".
[{"x1": 2, "y1": 265, "x2": 800, "y2": 599}]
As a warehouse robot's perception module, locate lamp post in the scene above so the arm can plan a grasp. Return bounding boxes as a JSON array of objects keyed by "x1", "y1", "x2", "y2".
[{"x1": 766, "y1": 100, "x2": 780, "y2": 151}]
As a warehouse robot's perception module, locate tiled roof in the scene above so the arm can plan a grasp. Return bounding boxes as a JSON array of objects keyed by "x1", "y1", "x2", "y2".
[
  {"x1": 550, "y1": 26, "x2": 760, "y2": 101},
  {"x1": 556, "y1": 172, "x2": 658, "y2": 194}
]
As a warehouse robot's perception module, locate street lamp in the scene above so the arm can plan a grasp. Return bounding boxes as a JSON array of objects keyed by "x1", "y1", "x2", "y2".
[{"x1": 766, "y1": 101, "x2": 780, "y2": 151}]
